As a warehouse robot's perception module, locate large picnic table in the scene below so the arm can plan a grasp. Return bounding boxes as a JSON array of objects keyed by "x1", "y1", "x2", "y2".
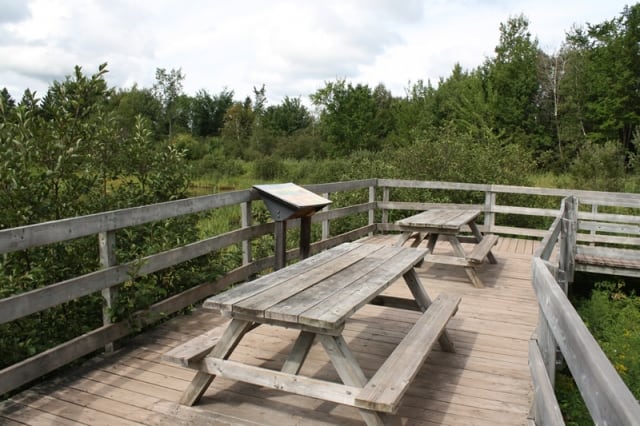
[
  {"x1": 395, "y1": 209, "x2": 498, "y2": 288},
  {"x1": 171, "y1": 242, "x2": 460, "y2": 425}
]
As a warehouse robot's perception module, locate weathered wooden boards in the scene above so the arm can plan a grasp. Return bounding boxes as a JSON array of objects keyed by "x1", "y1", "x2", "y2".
[
  {"x1": 395, "y1": 209, "x2": 499, "y2": 288},
  {"x1": 355, "y1": 294, "x2": 461, "y2": 413},
  {"x1": 162, "y1": 319, "x2": 232, "y2": 367},
  {"x1": 206, "y1": 242, "x2": 428, "y2": 331},
  {"x1": 574, "y1": 209, "x2": 640, "y2": 278},
  {"x1": 1, "y1": 237, "x2": 540, "y2": 426},
  {"x1": 172, "y1": 242, "x2": 459, "y2": 425}
]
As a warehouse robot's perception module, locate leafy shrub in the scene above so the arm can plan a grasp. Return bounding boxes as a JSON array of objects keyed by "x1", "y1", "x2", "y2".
[
  {"x1": 172, "y1": 133, "x2": 209, "y2": 160},
  {"x1": 253, "y1": 156, "x2": 285, "y2": 180},
  {"x1": 391, "y1": 124, "x2": 533, "y2": 186},
  {"x1": 0, "y1": 65, "x2": 212, "y2": 372},
  {"x1": 557, "y1": 281, "x2": 640, "y2": 424},
  {"x1": 569, "y1": 140, "x2": 626, "y2": 192}
]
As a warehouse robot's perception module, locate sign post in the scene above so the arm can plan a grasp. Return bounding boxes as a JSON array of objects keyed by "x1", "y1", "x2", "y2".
[{"x1": 253, "y1": 183, "x2": 332, "y2": 269}]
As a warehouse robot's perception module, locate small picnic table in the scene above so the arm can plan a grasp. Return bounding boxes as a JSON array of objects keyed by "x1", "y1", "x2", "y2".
[
  {"x1": 395, "y1": 209, "x2": 498, "y2": 288},
  {"x1": 171, "y1": 242, "x2": 460, "y2": 425}
]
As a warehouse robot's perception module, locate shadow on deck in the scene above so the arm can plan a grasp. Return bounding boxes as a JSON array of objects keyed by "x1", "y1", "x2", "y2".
[{"x1": 0, "y1": 237, "x2": 539, "y2": 426}]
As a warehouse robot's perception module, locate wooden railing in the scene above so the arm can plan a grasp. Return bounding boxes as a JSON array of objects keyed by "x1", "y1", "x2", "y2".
[
  {"x1": 530, "y1": 195, "x2": 640, "y2": 425},
  {"x1": 0, "y1": 179, "x2": 378, "y2": 396},
  {"x1": 1, "y1": 179, "x2": 640, "y2": 423}
]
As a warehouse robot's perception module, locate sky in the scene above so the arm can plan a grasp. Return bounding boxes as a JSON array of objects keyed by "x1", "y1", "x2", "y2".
[{"x1": 0, "y1": 0, "x2": 634, "y2": 105}]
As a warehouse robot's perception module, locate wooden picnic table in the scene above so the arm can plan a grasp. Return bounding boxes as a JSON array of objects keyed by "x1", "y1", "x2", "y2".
[
  {"x1": 395, "y1": 209, "x2": 498, "y2": 288},
  {"x1": 171, "y1": 242, "x2": 460, "y2": 425}
]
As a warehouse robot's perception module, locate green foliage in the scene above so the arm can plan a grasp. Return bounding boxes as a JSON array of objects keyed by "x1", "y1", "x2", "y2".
[
  {"x1": 262, "y1": 96, "x2": 312, "y2": 136},
  {"x1": 0, "y1": 64, "x2": 201, "y2": 370},
  {"x1": 391, "y1": 124, "x2": 533, "y2": 187},
  {"x1": 433, "y1": 64, "x2": 493, "y2": 135},
  {"x1": 387, "y1": 80, "x2": 436, "y2": 147},
  {"x1": 568, "y1": 140, "x2": 626, "y2": 191},
  {"x1": 253, "y1": 156, "x2": 286, "y2": 180},
  {"x1": 152, "y1": 67, "x2": 186, "y2": 137},
  {"x1": 221, "y1": 99, "x2": 255, "y2": 157},
  {"x1": 557, "y1": 281, "x2": 640, "y2": 424},
  {"x1": 112, "y1": 85, "x2": 162, "y2": 138},
  {"x1": 566, "y1": 5, "x2": 640, "y2": 150},
  {"x1": 191, "y1": 89, "x2": 234, "y2": 138},
  {"x1": 485, "y1": 15, "x2": 547, "y2": 153},
  {"x1": 311, "y1": 80, "x2": 395, "y2": 156},
  {"x1": 172, "y1": 133, "x2": 208, "y2": 161}
]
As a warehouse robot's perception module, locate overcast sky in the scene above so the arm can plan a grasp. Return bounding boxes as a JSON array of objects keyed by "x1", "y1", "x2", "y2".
[{"x1": 0, "y1": 0, "x2": 633, "y2": 104}]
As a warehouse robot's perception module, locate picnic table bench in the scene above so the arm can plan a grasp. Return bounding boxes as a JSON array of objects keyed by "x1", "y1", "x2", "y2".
[
  {"x1": 395, "y1": 209, "x2": 498, "y2": 288},
  {"x1": 163, "y1": 242, "x2": 460, "y2": 425},
  {"x1": 574, "y1": 217, "x2": 640, "y2": 278}
]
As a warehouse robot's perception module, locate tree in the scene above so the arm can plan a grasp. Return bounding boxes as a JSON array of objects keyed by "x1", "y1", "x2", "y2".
[
  {"x1": 262, "y1": 96, "x2": 312, "y2": 136},
  {"x1": 432, "y1": 64, "x2": 492, "y2": 136},
  {"x1": 112, "y1": 84, "x2": 162, "y2": 138},
  {"x1": 0, "y1": 88, "x2": 15, "y2": 113},
  {"x1": 0, "y1": 64, "x2": 199, "y2": 370},
  {"x1": 152, "y1": 67, "x2": 185, "y2": 137},
  {"x1": 190, "y1": 88, "x2": 234, "y2": 137},
  {"x1": 310, "y1": 80, "x2": 385, "y2": 156},
  {"x1": 565, "y1": 4, "x2": 640, "y2": 151},
  {"x1": 371, "y1": 83, "x2": 396, "y2": 140},
  {"x1": 485, "y1": 15, "x2": 544, "y2": 147},
  {"x1": 537, "y1": 49, "x2": 565, "y2": 160},
  {"x1": 220, "y1": 98, "x2": 254, "y2": 158},
  {"x1": 389, "y1": 79, "x2": 437, "y2": 146}
]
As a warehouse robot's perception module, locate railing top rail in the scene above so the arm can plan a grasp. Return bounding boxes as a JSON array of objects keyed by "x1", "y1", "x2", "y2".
[
  {"x1": 0, "y1": 189, "x2": 255, "y2": 254},
  {"x1": 4, "y1": 178, "x2": 640, "y2": 256},
  {"x1": 0, "y1": 180, "x2": 379, "y2": 255},
  {"x1": 377, "y1": 179, "x2": 492, "y2": 191},
  {"x1": 304, "y1": 179, "x2": 377, "y2": 194},
  {"x1": 378, "y1": 179, "x2": 640, "y2": 203},
  {"x1": 532, "y1": 257, "x2": 640, "y2": 424}
]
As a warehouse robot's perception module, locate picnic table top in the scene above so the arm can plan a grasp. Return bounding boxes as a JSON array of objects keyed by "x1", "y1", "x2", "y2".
[
  {"x1": 396, "y1": 209, "x2": 481, "y2": 231},
  {"x1": 203, "y1": 242, "x2": 427, "y2": 332}
]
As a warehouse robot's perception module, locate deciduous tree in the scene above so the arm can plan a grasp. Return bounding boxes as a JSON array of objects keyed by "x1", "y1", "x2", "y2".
[{"x1": 152, "y1": 67, "x2": 185, "y2": 137}]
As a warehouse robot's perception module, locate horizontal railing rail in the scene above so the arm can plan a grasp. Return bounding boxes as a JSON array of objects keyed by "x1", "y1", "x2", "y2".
[
  {"x1": 2, "y1": 178, "x2": 640, "y2": 425},
  {"x1": 529, "y1": 195, "x2": 640, "y2": 425},
  {"x1": 0, "y1": 179, "x2": 378, "y2": 396}
]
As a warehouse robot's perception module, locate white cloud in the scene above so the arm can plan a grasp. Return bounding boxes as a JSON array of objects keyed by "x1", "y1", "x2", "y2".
[{"x1": 0, "y1": 0, "x2": 633, "y2": 103}]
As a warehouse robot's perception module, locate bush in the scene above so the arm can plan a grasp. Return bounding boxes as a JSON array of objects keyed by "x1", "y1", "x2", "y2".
[
  {"x1": 391, "y1": 124, "x2": 533, "y2": 186},
  {"x1": 557, "y1": 281, "x2": 640, "y2": 424},
  {"x1": 253, "y1": 156, "x2": 285, "y2": 180},
  {"x1": 569, "y1": 140, "x2": 626, "y2": 192}
]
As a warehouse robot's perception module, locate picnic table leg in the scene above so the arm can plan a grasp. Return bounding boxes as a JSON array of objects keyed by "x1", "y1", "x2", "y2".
[
  {"x1": 281, "y1": 331, "x2": 315, "y2": 375},
  {"x1": 426, "y1": 233, "x2": 439, "y2": 253},
  {"x1": 446, "y1": 235, "x2": 484, "y2": 288},
  {"x1": 468, "y1": 221, "x2": 497, "y2": 264},
  {"x1": 402, "y1": 269, "x2": 456, "y2": 352},
  {"x1": 409, "y1": 232, "x2": 428, "y2": 247},
  {"x1": 394, "y1": 232, "x2": 411, "y2": 247},
  {"x1": 318, "y1": 335, "x2": 385, "y2": 426},
  {"x1": 179, "y1": 319, "x2": 253, "y2": 406}
]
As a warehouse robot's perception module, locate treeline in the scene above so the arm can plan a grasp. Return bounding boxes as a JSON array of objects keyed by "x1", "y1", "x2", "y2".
[{"x1": 4, "y1": 6, "x2": 640, "y2": 183}]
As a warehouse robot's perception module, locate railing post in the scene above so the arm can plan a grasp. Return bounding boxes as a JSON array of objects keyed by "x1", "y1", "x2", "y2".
[
  {"x1": 484, "y1": 190, "x2": 496, "y2": 234},
  {"x1": 590, "y1": 204, "x2": 598, "y2": 246},
  {"x1": 322, "y1": 192, "x2": 330, "y2": 240},
  {"x1": 274, "y1": 221, "x2": 286, "y2": 270},
  {"x1": 99, "y1": 230, "x2": 117, "y2": 353},
  {"x1": 368, "y1": 184, "x2": 375, "y2": 236},
  {"x1": 559, "y1": 196, "x2": 577, "y2": 292},
  {"x1": 241, "y1": 201, "x2": 252, "y2": 266},
  {"x1": 382, "y1": 186, "x2": 390, "y2": 225}
]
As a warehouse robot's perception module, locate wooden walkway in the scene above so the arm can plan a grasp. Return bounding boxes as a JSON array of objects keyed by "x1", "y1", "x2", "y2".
[{"x1": 0, "y1": 237, "x2": 539, "y2": 425}]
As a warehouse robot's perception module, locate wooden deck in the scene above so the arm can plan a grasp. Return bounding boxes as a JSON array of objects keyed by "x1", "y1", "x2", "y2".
[{"x1": 0, "y1": 236, "x2": 539, "y2": 425}]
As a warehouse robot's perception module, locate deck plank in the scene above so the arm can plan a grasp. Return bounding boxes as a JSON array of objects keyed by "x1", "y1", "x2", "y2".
[{"x1": 1, "y1": 237, "x2": 538, "y2": 425}]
